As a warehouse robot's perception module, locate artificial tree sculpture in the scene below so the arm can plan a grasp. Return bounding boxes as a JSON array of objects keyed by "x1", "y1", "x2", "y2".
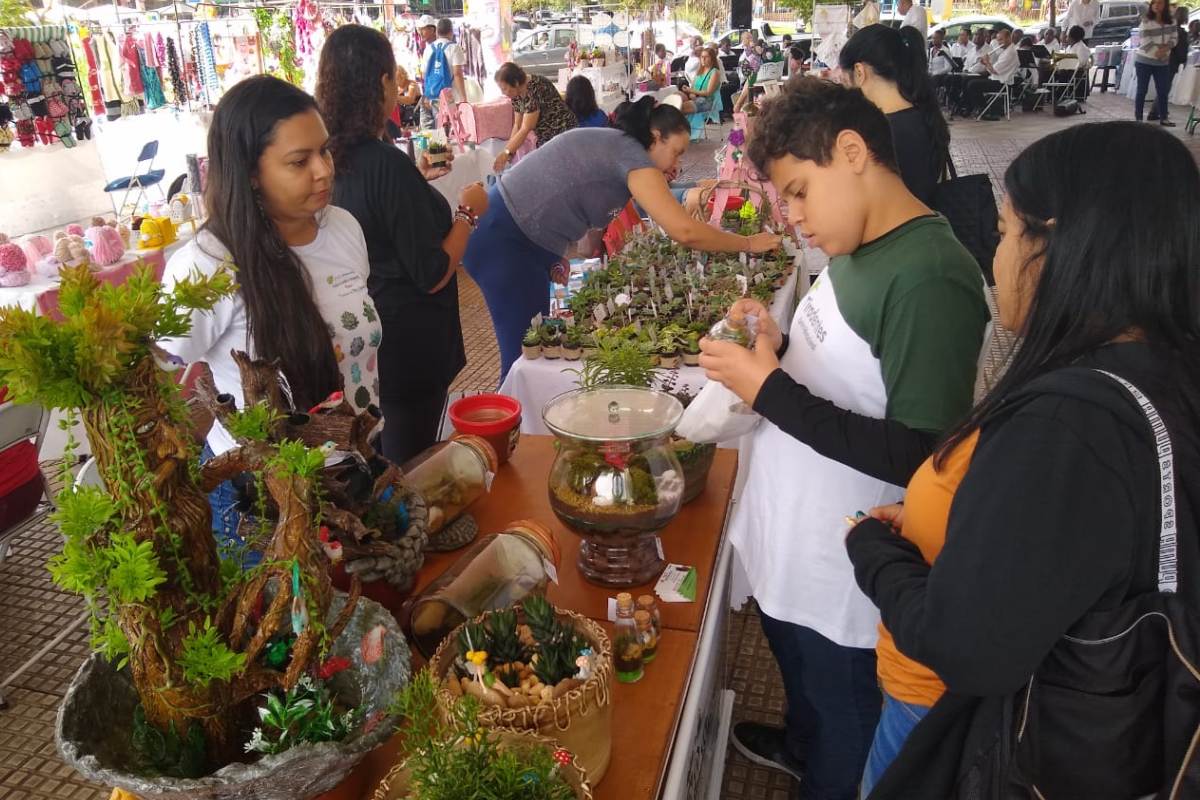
[{"x1": 0, "y1": 264, "x2": 361, "y2": 770}]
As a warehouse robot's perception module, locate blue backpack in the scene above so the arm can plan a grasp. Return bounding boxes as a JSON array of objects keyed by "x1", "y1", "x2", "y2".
[{"x1": 424, "y1": 41, "x2": 452, "y2": 101}]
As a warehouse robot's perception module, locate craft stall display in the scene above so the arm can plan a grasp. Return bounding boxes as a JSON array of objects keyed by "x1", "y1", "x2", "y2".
[{"x1": 0, "y1": 25, "x2": 90, "y2": 151}]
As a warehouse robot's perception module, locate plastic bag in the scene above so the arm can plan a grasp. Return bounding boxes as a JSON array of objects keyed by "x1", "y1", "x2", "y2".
[{"x1": 675, "y1": 313, "x2": 763, "y2": 443}]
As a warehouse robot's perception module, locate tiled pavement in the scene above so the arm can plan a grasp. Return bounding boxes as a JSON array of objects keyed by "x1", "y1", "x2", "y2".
[{"x1": 2, "y1": 90, "x2": 1197, "y2": 799}]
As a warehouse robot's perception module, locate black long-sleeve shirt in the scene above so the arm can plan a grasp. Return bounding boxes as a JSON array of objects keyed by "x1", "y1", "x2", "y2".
[
  {"x1": 333, "y1": 138, "x2": 465, "y2": 394},
  {"x1": 844, "y1": 343, "x2": 1200, "y2": 796}
]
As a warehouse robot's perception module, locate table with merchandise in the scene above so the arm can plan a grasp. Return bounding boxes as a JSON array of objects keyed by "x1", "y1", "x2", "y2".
[{"x1": 322, "y1": 435, "x2": 741, "y2": 800}]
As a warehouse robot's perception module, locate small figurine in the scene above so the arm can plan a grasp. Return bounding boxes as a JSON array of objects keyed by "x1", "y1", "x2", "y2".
[{"x1": 573, "y1": 647, "x2": 594, "y2": 681}]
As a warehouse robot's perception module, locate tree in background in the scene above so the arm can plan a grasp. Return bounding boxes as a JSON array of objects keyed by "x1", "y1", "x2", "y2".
[{"x1": 0, "y1": 0, "x2": 32, "y2": 27}]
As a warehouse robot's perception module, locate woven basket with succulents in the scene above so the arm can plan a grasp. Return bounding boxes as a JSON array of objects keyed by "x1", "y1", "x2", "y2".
[{"x1": 428, "y1": 596, "x2": 614, "y2": 782}]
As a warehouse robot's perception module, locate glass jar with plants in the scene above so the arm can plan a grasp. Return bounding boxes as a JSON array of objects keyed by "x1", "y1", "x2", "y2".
[
  {"x1": 426, "y1": 140, "x2": 450, "y2": 167},
  {"x1": 379, "y1": 668, "x2": 593, "y2": 800},
  {"x1": 401, "y1": 435, "x2": 498, "y2": 540}
]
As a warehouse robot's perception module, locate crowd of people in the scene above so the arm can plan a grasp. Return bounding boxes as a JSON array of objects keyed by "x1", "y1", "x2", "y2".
[{"x1": 131, "y1": 9, "x2": 1200, "y2": 799}]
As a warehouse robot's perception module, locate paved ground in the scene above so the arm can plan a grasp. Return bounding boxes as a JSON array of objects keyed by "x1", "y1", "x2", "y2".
[{"x1": 1, "y1": 89, "x2": 1196, "y2": 800}]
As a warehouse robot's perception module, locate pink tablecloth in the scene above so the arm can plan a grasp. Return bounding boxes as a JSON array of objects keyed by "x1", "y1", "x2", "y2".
[{"x1": 33, "y1": 248, "x2": 167, "y2": 321}]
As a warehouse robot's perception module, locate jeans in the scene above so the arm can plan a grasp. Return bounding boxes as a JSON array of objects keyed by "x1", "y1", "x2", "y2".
[
  {"x1": 420, "y1": 97, "x2": 440, "y2": 129},
  {"x1": 860, "y1": 692, "x2": 932, "y2": 798},
  {"x1": 461, "y1": 186, "x2": 558, "y2": 384},
  {"x1": 200, "y1": 442, "x2": 260, "y2": 568},
  {"x1": 760, "y1": 612, "x2": 882, "y2": 800},
  {"x1": 1135, "y1": 61, "x2": 1172, "y2": 121}
]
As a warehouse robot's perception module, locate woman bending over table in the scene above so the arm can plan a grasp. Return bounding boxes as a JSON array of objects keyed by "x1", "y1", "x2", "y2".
[
  {"x1": 317, "y1": 24, "x2": 488, "y2": 463},
  {"x1": 492, "y1": 62, "x2": 578, "y2": 173},
  {"x1": 463, "y1": 96, "x2": 781, "y2": 382}
]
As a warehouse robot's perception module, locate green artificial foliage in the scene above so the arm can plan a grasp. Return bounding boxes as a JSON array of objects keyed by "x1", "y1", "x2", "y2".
[
  {"x1": 178, "y1": 618, "x2": 248, "y2": 688},
  {"x1": 531, "y1": 620, "x2": 583, "y2": 688},
  {"x1": 487, "y1": 608, "x2": 526, "y2": 665},
  {"x1": 392, "y1": 670, "x2": 577, "y2": 800},
  {"x1": 521, "y1": 595, "x2": 558, "y2": 646},
  {"x1": 245, "y1": 676, "x2": 359, "y2": 755},
  {"x1": 569, "y1": 335, "x2": 660, "y2": 391},
  {"x1": 131, "y1": 705, "x2": 207, "y2": 779},
  {"x1": 0, "y1": 264, "x2": 233, "y2": 410},
  {"x1": 252, "y1": 8, "x2": 304, "y2": 86},
  {"x1": 224, "y1": 402, "x2": 282, "y2": 442},
  {"x1": 457, "y1": 620, "x2": 491, "y2": 658},
  {"x1": 267, "y1": 439, "x2": 327, "y2": 480}
]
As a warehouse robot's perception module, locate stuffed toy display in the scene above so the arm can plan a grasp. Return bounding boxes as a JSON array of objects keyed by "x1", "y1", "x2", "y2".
[
  {"x1": 65, "y1": 223, "x2": 84, "y2": 236},
  {"x1": 85, "y1": 224, "x2": 125, "y2": 266},
  {"x1": 18, "y1": 234, "x2": 52, "y2": 266},
  {"x1": 0, "y1": 233, "x2": 31, "y2": 287},
  {"x1": 137, "y1": 216, "x2": 177, "y2": 249}
]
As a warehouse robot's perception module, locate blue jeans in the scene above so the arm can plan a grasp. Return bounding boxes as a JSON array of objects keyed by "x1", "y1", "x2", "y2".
[
  {"x1": 760, "y1": 612, "x2": 882, "y2": 800},
  {"x1": 1134, "y1": 61, "x2": 1172, "y2": 122},
  {"x1": 462, "y1": 185, "x2": 558, "y2": 384},
  {"x1": 860, "y1": 692, "x2": 932, "y2": 798},
  {"x1": 200, "y1": 442, "x2": 260, "y2": 568}
]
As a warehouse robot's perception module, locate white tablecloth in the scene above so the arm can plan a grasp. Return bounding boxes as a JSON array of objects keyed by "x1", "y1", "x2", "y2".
[
  {"x1": 0, "y1": 273, "x2": 61, "y2": 312},
  {"x1": 1120, "y1": 52, "x2": 1199, "y2": 105},
  {"x1": 499, "y1": 259, "x2": 808, "y2": 435}
]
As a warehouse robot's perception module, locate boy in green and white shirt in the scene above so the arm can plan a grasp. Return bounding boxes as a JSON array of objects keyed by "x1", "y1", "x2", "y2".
[{"x1": 699, "y1": 79, "x2": 987, "y2": 798}]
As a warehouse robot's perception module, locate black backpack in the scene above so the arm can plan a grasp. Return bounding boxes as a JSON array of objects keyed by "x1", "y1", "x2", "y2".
[{"x1": 932, "y1": 159, "x2": 1000, "y2": 286}]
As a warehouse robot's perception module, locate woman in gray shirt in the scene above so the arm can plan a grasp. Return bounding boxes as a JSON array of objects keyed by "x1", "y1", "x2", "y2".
[
  {"x1": 462, "y1": 96, "x2": 781, "y2": 381},
  {"x1": 1133, "y1": 0, "x2": 1177, "y2": 126}
]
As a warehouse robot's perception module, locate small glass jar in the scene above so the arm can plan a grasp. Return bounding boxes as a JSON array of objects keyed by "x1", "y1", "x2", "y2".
[
  {"x1": 406, "y1": 519, "x2": 560, "y2": 658},
  {"x1": 613, "y1": 592, "x2": 644, "y2": 683},
  {"x1": 636, "y1": 594, "x2": 661, "y2": 661},
  {"x1": 635, "y1": 609, "x2": 657, "y2": 663},
  {"x1": 401, "y1": 434, "x2": 498, "y2": 535}
]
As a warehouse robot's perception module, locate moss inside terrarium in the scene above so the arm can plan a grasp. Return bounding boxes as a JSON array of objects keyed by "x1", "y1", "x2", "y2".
[{"x1": 552, "y1": 447, "x2": 662, "y2": 523}]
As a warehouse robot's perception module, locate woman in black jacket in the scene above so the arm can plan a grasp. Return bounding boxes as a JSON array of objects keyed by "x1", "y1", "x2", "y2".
[
  {"x1": 316, "y1": 25, "x2": 489, "y2": 463},
  {"x1": 846, "y1": 121, "x2": 1200, "y2": 798}
]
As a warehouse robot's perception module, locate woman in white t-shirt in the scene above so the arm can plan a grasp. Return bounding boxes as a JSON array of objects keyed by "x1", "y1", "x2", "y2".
[{"x1": 160, "y1": 75, "x2": 382, "y2": 557}]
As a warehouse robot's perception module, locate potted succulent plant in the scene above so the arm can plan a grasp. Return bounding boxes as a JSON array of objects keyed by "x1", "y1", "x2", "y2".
[
  {"x1": 522, "y1": 326, "x2": 542, "y2": 360},
  {"x1": 540, "y1": 322, "x2": 563, "y2": 360},
  {"x1": 426, "y1": 141, "x2": 451, "y2": 167},
  {"x1": 682, "y1": 331, "x2": 702, "y2": 367},
  {"x1": 0, "y1": 265, "x2": 409, "y2": 800},
  {"x1": 562, "y1": 327, "x2": 584, "y2": 361}
]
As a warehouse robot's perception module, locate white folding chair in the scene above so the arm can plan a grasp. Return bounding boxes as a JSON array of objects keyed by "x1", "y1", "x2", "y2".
[
  {"x1": 977, "y1": 81, "x2": 1013, "y2": 120},
  {"x1": 0, "y1": 401, "x2": 52, "y2": 566}
]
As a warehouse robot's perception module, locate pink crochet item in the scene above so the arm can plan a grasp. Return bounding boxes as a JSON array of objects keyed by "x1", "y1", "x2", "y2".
[
  {"x1": 0, "y1": 237, "x2": 30, "y2": 287},
  {"x1": 19, "y1": 234, "x2": 52, "y2": 266},
  {"x1": 65, "y1": 223, "x2": 84, "y2": 236},
  {"x1": 85, "y1": 225, "x2": 124, "y2": 266}
]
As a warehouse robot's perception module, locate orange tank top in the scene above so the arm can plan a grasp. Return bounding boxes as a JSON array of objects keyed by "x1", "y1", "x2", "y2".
[{"x1": 875, "y1": 430, "x2": 980, "y2": 707}]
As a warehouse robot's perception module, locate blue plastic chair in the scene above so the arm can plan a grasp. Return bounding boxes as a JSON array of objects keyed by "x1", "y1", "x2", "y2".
[
  {"x1": 688, "y1": 84, "x2": 724, "y2": 141},
  {"x1": 104, "y1": 140, "x2": 167, "y2": 218}
]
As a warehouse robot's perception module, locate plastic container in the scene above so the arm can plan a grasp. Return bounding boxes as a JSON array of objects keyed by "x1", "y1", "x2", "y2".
[
  {"x1": 449, "y1": 394, "x2": 522, "y2": 466},
  {"x1": 401, "y1": 435, "x2": 498, "y2": 536},
  {"x1": 405, "y1": 519, "x2": 560, "y2": 658}
]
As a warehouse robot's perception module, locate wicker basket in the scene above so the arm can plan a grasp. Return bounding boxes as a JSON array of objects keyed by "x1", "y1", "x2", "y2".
[
  {"x1": 692, "y1": 179, "x2": 779, "y2": 228},
  {"x1": 428, "y1": 606, "x2": 614, "y2": 783},
  {"x1": 371, "y1": 729, "x2": 594, "y2": 800}
]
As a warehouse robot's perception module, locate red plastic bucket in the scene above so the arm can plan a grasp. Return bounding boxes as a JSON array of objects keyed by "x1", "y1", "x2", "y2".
[{"x1": 448, "y1": 394, "x2": 522, "y2": 466}]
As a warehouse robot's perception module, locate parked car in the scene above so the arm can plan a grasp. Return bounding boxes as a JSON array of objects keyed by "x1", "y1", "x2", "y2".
[
  {"x1": 1091, "y1": 0, "x2": 1147, "y2": 44},
  {"x1": 714, "y1": 24, "x2": 788, "y2": 52},
  {"x1": 512, "y1": 25, "x2": 589, "y2": 77},
  {"x1": 929, "y1": 13, "x2": 1018, "y2": 40}
]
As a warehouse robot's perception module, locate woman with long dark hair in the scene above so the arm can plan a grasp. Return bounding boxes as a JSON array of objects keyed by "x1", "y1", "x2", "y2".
[
  {"x1": 846, "y1": 121, "x2": 1200, "y2": 797},
  {"x1": 316, "y1": 25, "x2": 488, "y2": 463},
  {"x1": 463, "y1": 96, "x2": 781, "y2": 381},
  {"x1": 840, "y1": 24, "x2": 950, "y2": 204},
  {"x1": 161, "y1": 75, "x2": 383, "y2": 552},
  {"x1": 564, "y1": 75, "x2": 608, "y2": 128}
]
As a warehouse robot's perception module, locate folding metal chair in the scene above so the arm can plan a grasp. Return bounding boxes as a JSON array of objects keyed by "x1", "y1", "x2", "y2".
[
  {"x1": 977, "y1": 81, "x2": 1013, "y2": 121},
  {"x1": 0, "y1": 400, "x2": 52, "y2": 566},
  {"x1": 103, "y1": 140, "x2": 166, "y2": 219},
  {"x1": 1044, "y1": 63, "x2": 1089, "y2": 107}
]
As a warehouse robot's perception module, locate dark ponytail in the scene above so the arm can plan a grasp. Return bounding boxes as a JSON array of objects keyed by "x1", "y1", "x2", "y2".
[
  {"x1": 612, "y1": 95, "x2": 689, "y2": 149},
  {"x1": 839, "y1": 24, "x2": 950, "y2": 177}
]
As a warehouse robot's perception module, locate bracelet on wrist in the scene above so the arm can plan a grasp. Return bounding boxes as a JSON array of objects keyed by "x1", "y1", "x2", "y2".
[{"x1": 455, "y1": 204, "x2": 479, "y2": 229}]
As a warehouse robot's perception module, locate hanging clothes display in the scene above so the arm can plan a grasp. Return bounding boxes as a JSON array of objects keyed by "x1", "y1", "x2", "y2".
[
  {"x1": 76, "y1": 29, "x2": 105, "y2": 115},
  {"x1": 0, "y1": 25, "x2": 82, "y2": 149},
  {"x1": 119, "y1": 31, "x2": 145, "y2": 98},
  {"x1": 96, "y1": 31, "x2": 124, "y2": 119},
  {"x1": 138, "y1": 44, "x2": 165, "y2": 110},
  {"x1": 165, "y1": 36, "x2": 186, "y2": 104}
]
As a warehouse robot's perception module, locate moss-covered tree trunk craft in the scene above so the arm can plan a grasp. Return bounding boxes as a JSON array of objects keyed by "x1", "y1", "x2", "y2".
[{"x1": 0, "y1": 264, "x2": 361, "y2": 769}]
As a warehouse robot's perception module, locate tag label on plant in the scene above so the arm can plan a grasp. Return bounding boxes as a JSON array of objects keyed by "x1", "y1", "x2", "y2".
[
  {"x1": 593, "y1": 304, "x2": 607, "y2": 323},
  {"x1": 753, "y1": 273, "x2": 765, "y2": 285},
  {"x1": 736, "y1": 274, "x2": 748, "y2": 295},
  {"x1": 564, "y1": 314, "x2": 575, "y2": 328},
  {"x1": 531, "y1": 312, "x2": 543, "y2": 328}
]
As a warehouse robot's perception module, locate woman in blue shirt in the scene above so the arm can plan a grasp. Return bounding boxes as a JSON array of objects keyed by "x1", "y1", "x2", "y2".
[{"x1": 565, "y1": 75, "x2": 609, "y2": 128}]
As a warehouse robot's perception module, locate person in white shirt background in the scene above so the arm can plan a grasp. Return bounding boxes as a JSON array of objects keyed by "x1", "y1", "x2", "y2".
[
  {"x1": 944, "y1": 27, "x2": 987, "y2": 115},
  {"x1": 419, "y1": 17, "x2": 467, "y2": 128},
  {"x1": 898, "y1": 0, "x2": 929, "y2": 41},
  {"x1": 928, "y1": 28, "x2": 955, "y2": 83},
  {"x1": 1062, "y1": 0, "x2": 1101, "y2": 42},
  {"x1": 963, "y1": 27, "x2": 1018, "y2": 116},
  {"x1": 950, "y1": 28, "x2": 972, "y2": 58},
  {"x1": 684, "y1": 36, "x2": 704, "y2": 81}
]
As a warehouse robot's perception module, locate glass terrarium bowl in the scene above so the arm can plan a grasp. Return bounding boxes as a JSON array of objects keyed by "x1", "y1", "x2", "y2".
[{"x1": 543, "y1": 386, "x2": 685, "y2": 587}]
